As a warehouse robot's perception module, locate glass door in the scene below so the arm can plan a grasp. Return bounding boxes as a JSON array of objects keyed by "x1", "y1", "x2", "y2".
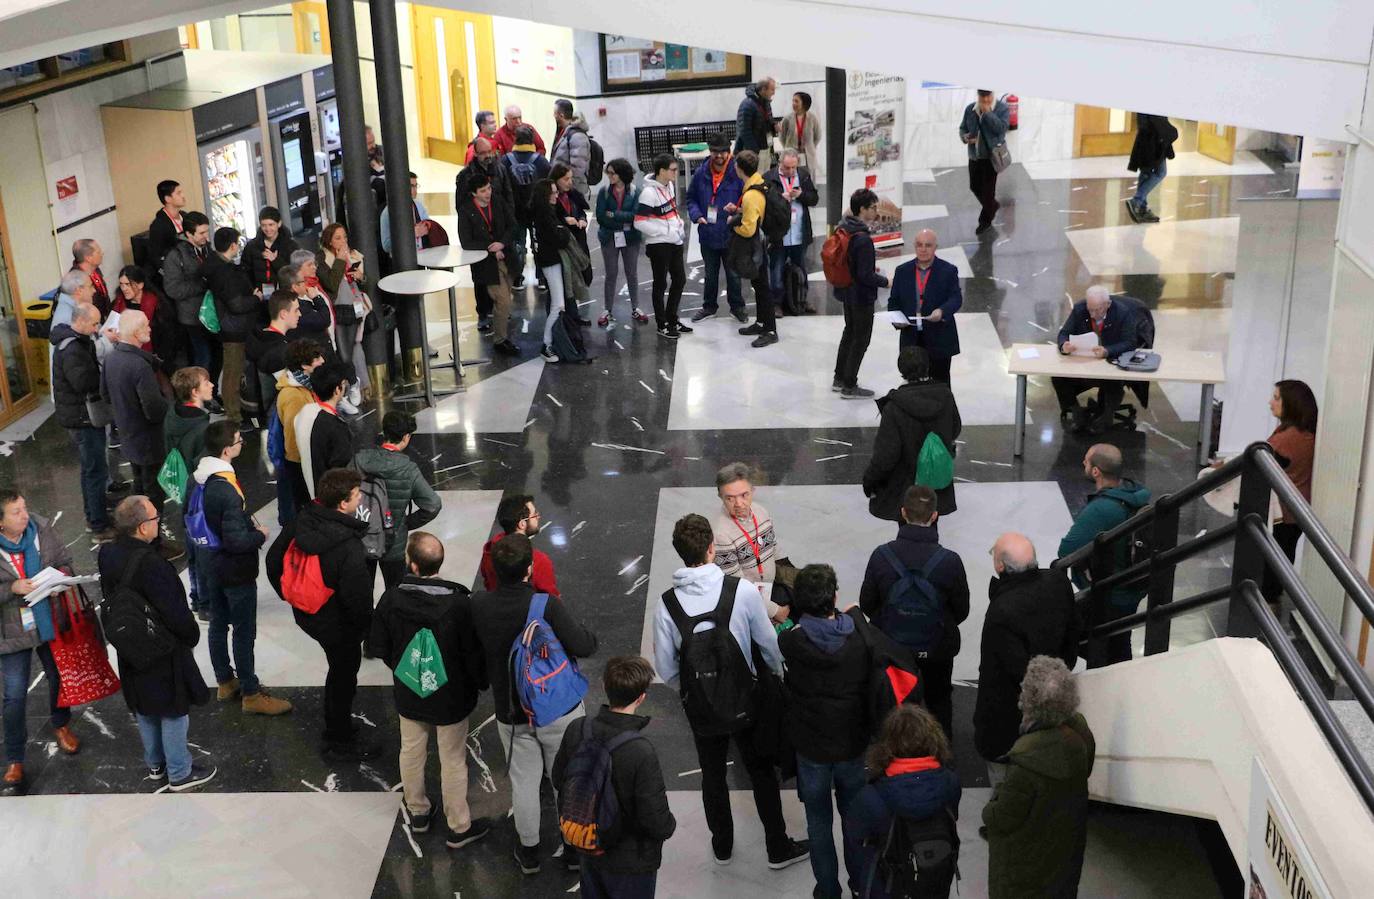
[{"x1": 0, "y1": 191, "x2": 37, "y2": 425}]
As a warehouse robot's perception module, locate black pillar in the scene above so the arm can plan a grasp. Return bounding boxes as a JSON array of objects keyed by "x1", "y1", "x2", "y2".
[
  {"x1": 326, "y1": 0, "x2": 389, "y2": 396},
  {"x1": 825, "y1": 67, "x2": 846, "y2": 230},
  {"x1": 370, "y1": 0, "x2": 423, "y2": 393}
]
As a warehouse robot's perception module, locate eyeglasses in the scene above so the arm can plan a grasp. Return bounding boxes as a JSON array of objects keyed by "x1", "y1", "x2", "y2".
[{"x1": 522, "y1": 509, "x2": 541, "y2": 522}]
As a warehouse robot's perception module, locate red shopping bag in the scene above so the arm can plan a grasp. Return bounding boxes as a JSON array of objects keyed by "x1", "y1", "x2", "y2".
[{"x1": 48, "y1": 587, "x2": 121, "y2": 707}]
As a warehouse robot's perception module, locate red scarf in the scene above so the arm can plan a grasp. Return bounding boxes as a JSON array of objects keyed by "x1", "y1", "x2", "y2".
[{"x1": 885, "y1": 756, "x2": 942, "y2": 777}]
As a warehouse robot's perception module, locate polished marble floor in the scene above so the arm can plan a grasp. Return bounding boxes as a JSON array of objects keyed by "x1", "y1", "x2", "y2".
[{"x1": 0, "y1": 141, "x2": 1292, "y2": 898}]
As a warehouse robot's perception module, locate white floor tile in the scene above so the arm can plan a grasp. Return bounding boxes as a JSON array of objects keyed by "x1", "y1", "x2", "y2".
[
  {"x1": 639, "y1": 483, "x2": 1075, "y2": 681},
  {"x1": 1066, "y1": 216, "x2": 1239, "y2": 276},
  {"x1": 413, "y1": 357, "x2": 546, "y2": 434},
  {"x1": 1021, "y1": 150, "x2": 1272, "y2": 181},
  {"x1": 667, "y1": 312, "x2": 1016, "y2": 431},
  {"x1": 903, "y1": 203, "x2": 950, "y2": 222}
]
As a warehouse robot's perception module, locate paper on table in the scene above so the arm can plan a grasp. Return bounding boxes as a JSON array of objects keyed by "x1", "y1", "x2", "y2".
[
  {"x1": 1068, "y1": 331, "x2": 1099, "y2": 356},
  {"x1": 23, "y1": 567, "x2": 99, "y2": 605},
  {"x1": 1017, "y1": 347, "x2": 1040, "y2": 359}
]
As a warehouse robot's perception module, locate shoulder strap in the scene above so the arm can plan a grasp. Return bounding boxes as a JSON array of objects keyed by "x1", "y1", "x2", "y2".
[
  {"x1": 604, "y1": 730, "x2": 645, "y2": 753},
  {"x1": 878, "y1": 544, "x2": 906, "y2": 579},
  {"x1": 120, "y1": 545, "x2": 155, "y2": 591},
  {"x1": 527, "y1": 592, "x2": 550, "y2": 625},
  {"x1": 920, "y1": 547, "x2": 950, "y2": 580},
  {"x1": 713, "y1": 575, "x2": 739, "y2": 628}
]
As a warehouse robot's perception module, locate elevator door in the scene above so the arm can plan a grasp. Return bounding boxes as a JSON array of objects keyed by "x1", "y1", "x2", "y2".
[{"x1": 411, "y1": 6, "x2": 497, "y2": 165}]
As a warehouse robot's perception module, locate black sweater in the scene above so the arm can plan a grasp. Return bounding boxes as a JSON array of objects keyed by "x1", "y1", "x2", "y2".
[
  {"x1": 204, "y1": 252, "x2": 260, "y2": 342},
  {"x1": 266, "y1": 502, "x2": 372, "y2": 646}
]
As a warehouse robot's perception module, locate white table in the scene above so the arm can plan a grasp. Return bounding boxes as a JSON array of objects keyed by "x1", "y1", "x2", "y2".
[
  {"x1": 1006, "y1": 343, "x2": 1226, "y2": 465},
  {"x1": 378, "y1": 268, "x2": 461, "y2": 407},
  {"x1": 416, "y1": 245, "x2": 488, "y2": 387}
]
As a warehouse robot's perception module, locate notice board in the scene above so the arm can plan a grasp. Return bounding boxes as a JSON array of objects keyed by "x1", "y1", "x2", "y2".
[{"x1": 600, "y1": 34, "x2": 749, "y2": 94}]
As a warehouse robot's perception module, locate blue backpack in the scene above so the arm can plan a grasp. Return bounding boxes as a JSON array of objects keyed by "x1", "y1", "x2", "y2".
[
  {"x1": 877, "y1": 545, "x2": 949, "y2": 657},
  {"x1": 510, "y1": 593, "x2": 588, "y2": 727},
  {"x1": 183, "y1": 481, "x2": 221, "y2": 551},
  {"x1": 266, "y1": 406, "x2": 286, "y2": 469}
]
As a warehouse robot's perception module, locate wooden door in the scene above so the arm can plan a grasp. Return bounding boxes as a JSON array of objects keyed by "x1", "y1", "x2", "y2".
[
  {"x1": 411, "y1": 6, "x2": 497, "y2": 165},
  {"x1": 292, "y1": 2, "x2": 330, "y2": 55},
  {"x1": 1074, "y1": 105, "x2": 1137, "y2": 157},
  {"x1": 0, "y1": 190, "x2": 39, "y2": 427},
  {"x1": 1197, "y1": 122, "x2": 1237, "y2": 165}
]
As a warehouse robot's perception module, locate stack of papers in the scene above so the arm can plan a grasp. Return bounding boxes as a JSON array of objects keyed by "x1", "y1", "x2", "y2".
[
  {"x1": 1067, "y1": 331, "x2": 1099, "y2": 357},
  {"x1": 23, "y1": 567, "x2": 99, "y2": 606}
]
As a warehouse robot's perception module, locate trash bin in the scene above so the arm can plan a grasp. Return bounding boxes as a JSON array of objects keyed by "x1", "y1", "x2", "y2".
[{"x1": 22, "y1": 290, "x2": 57, "y2": 390}]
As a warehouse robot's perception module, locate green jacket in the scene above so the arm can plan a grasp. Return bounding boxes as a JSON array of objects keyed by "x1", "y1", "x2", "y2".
[
  {"x1": 353, "y1": 446, "x2": 442, "y2": 562},
  {"x1": 163, "y1": 404, "x2": 210, "y2": 467},
  {"x1": 983, "y1": 713, "x2": 1096, "y2": 898},
  {"x1": 1058, "y1": 479, "x2": 1151, "y2": 609}
]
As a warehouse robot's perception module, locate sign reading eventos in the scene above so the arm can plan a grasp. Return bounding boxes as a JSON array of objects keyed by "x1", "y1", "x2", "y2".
[
  {"x1": 1248, "y1": 759, "x2": 1332, "y2": 899},
  {"x1": 842, "y1": 71, "x2": 906, "y2": 248}
]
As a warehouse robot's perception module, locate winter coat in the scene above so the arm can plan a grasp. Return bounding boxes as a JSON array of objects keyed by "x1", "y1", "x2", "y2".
[
  {"x1": 0, "y1": 514, "x2": 71, "y2": 654},
  {"x1": 245, "y1": 327, "x2": 290, "y2": 379},
  {"x1": 194, "y1": 457, "x2": 264, "y2": 587},
  {"x1": 552, "y1": 706, "x2": 677, "y2": 874},
  {"x1": 779, "y1": 612, "x2": 871, "y2": 762},
  {"x1": 833, "y1": 215, "x2": 889, "y2": 305},
  {"x1": 847, "y1": 761, "x2": 962, "y2": 899},
  {"x1": 686, "y1": 159, "x2": 745, "y2": 250},
  {"x1": 551, "y1": 114, "x2": 592, "y2": 189},
  {"x1": 101, "y1": 342, "x2": 168, "y2": 466},
  {"x1": 762, "y1": 166, "x2": 819, "y2": 247},
  {"x1": 99, "y1": 536, "x2": 210, "y2": 717},
  {"x1": 633, "y1": 178, "x2": 685, "y2": 246},
  {"x1": 146, "y1": 208, "x2": 184, "y2": 273},
  {"x1": 50, "y1": 323, "x2": 100, "y2": 429},
  {"x1": 275, "y1": 372, "x2": 314, "y2": 464},
  {"x1": 204, "y1": 251, "x2": 260, "y2": 342},
  {"x1": 859, "y1": 524, "x2": 971, "y2": 661},
  {"x1": 293, "y1": 291, "x2": 334, "y2": 347},
  {"x1": 888, "y1": 258, "x2": 962, "y2": 358},
  {"x1": 161, "y1": 240, "x2": 210, "y2": 327},
  {"x1": 1128, "y1": 114, "x2": 1178, "y2": 173},
  {"x1": 1056, "y1": 298, "x2": 1142, "y2": 362},
  {"x1": 863, "y1": 380, "x2": 962, "y2": 520},
  {"x1": 456, "y1": 159, "x2": 518, "y2": 239},
  {"x1": 502, "y1": 147, "x2": 552, "y2": 227},
  {"x1": 240, "y1": 232, "x2": 300, "y2": 288},
  {"x1": 595, "y1": 183, "x2": 641, "y2": 246},
  {"x1": 266, "y1": 501, "x2": 372, "y2": 646},
  {"x1": 780, "y1": 110, "x2": 822, "y2": 171},
  {"x1": 295, "y1": 403, "x2": 353, "y2": 497},
  {"x1": 368, "y1": 575, "x2": 486, "y2": 725},
  {"x1": 973, "y1": 569, "x2": 1080, "y2": 761},
  {"x1": 163, "y1": 403, "x2": 210, "y2": 467},
  {"x1": 1059, "y1": 479, "x2": 1152, "y2": 610},
  {"x1": 984, "y1": 714, "x2": 1096, "y2": 899},
  {"x1": 469, "y1": 582, "x2": 597, "y2": 725},
  {"x1": 456, "y1": 198, "x2": 514, "y2": 286},
  {"x1": 734, "y1": 85, "x2": 774, "y2": 153},
  {"x1": 558, "y1": 189, "x2": 592, "y2": 256},
  {"x1": 959, "y1": 99, "x2": 1010, "y2": 161},
  {"x1": 531, "y1": 200, "x2": 573, "y2": 268},
  {"x1": 479, "y1": 533, "x2": 559, "y2": 597},
  {"x1": 318, "y1": 249, "x2": 367, "y2": 322},
  {"x1": 354, "y1": 445, "x2": 442, "y2": 563}
]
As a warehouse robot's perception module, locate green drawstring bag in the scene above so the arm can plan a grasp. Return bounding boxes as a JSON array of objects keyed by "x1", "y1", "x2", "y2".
[
  {"x1": 198, "y1": 290, "x2": 220, "y2": 333},
  {"x1": 394, "y1": 627, "x2": 449, "y2": 697},
  {"x1": 156, "y1": 449, "x2": 190, "y2": 505},
  {"x1": 915, "y1": 432, "x2": 955, "y2": 490}
]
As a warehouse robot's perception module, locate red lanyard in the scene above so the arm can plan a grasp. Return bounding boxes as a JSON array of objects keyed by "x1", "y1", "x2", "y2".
[
  {"x1": 381, "y1": 443, "x2": 402, "y2": 452},
  {"x1": 1092, "y1": 317, "x2": 1105, "y2": 336},
  {"x1": 318, "y1": 401, "x2": 337, "y2": 415},
  {"x1": 170, "y1": 211, "x2": 184, "y2": 235},
  {"x1": 7, "y1": 553, "x2": 24, "y2": 578},
  {"x1": 559, "y1": 194, "x2": 573, "y2": 215},
  {"x1": 612, "y1": 185, "x2": 627, "y2": 211},
  {"x1": 267, "y1": 325, "x2": 285, "y2": 335},
  {"x1": 733, "y1": 513, "x2": 764, "y2": 578},
  {"x1": 915, "y1": 266, "x2": 932, "y2": 311},
  {"x1": 475, "y1": 200, "x2": 494, "y2": 236},
  {"x1": 795, "y1": 114, "x2": 805, "y2": 144},
  {"x1": 710, "y1": 160, "x2": 730, "y2": 204},
  {"x1": 90, "y1": 269, "x2": 106, "y2": 297},
  {"x1": 781, "y1": 175, "x2": 797, "y2": 195}
]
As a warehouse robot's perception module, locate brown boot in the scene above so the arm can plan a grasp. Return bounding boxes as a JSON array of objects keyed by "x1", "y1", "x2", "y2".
[
  {"x1": 217, "y1": 677, "x2": 241, "y2": 702},
  {"x1": 53, "y1": 725, "x2": 80, "y2": 755},
  {"x1": 3, "y1": 762, "x2": 23, "y2": 786},
  {"x1": 241, "y1": 688, "x2": 293, "y2": 716}
]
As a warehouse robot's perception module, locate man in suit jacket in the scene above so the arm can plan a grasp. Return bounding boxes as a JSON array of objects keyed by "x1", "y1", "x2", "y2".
[
  {"x1": 886, "y1": 229, "x2": 961, "y2": 383},
  {"x1": 1052, "y1": 286, "x2": 1144, "y2": 434}
]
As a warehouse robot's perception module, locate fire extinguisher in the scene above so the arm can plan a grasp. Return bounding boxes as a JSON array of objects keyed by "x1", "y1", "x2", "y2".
[{"x1": 1003, "y1": 93, "x2": 1019, "y2": 131}]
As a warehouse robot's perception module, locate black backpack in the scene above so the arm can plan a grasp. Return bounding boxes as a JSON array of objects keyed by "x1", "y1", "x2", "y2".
[
  {"x1": 505, "y1": 152, "x2": 540, "y2": 223},
  {"x1": 1107, "y1": 496, "x2": 1152, "y2": 570},
  {"x1": 876, "y1": 546, "x2": 950, "y2": 658},
  {"x1": 875, "y1": 807, "x2": 961, "y2": 899},
  {"x1": 586, "y1": 135, "x2": 606, "y2": 186},
  {"x1": 551, "y1": 311, "x2": 591, "y2": 364},
  {"x1": 661, "y1": 577, "x2": 756, "y2": 736},
  {"x1": 781, "y1": 259, "x2": 810, "y2": 316},
  {"x1": 100, "y1": 547, "x2": 178, "y2": 670},
  {"x1": 751, "y1": 182, "x2": 792, "y2": 245}
]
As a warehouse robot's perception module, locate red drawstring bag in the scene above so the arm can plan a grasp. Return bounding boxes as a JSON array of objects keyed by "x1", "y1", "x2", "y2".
[
  {"x1": 48, "y1": 587, "x2": 121, "y2": 707},
  {"x1": 280, "y1": 540, "x2": 333, "y2": 614}
]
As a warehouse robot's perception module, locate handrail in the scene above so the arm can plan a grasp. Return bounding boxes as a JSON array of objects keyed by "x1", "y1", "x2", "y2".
[{"x1": 1087, "y1": 584, "x2": 1232, "y2": 639}]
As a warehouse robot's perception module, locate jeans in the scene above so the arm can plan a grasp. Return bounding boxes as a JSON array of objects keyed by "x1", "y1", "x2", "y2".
[
  {"x1": 796, "y1": 753, "x2": 867, "y2": 899},
  {"x1": 1133, "y1": 159, "x2": 1167, "y2": 206},
  {"x1": 699, "y1": 243, "x2": 743, "y2": 312},
  {"x1": 400, "y1": 715, "x2": 471, "y2": 831},
  {"x1": 275, "y1": 469, "x2": 295, "y2": 527},
  {"x1": 200, "y1": 558, "x2": 259, "y2": 695},
  {"x1": 600, "y1": 240, "x2": 641, "y2": 311},
  {"x1": 833, "y1": 303, "x2": 875, "y2": 388},
  {"x1": 692, "y1": 722, "x2": 789, "y2": 857},
  {"x1": 319, "y1": 638, "x2": 363, "y2": 743},
  {"x1": 918, "y1": 658, "x2": 955, "y2": 741},
  {"x1": 768, "y1": 243, "x2": 807, "y2": 296},
  {"x1": 645, "y1": 242, "x2": 685, "y2": 328},
  {"x1": 581, "y1": 867, "x2": 658, "y2": 899},
  {"x1": 967, "y1": 158, "x2": 999, "y2": 227},
  {"x1": 69, "y1": 426, "x2": 110, "y2": 530},
  {"x1": 135, "y1": 713, "x2": 192, "y2": 782},
  {"x1": 499, "y1": 705, "x2": 585, "y2": 846},
  {"x1": 188, "y1": 325, "x2": 224, "y2": 396},
  {"x1": 1, "y1": 643, "x2": 69, "y2": 763},
  {"x1": 510, "y1": 227, "x2": 529, "y2": 284}
]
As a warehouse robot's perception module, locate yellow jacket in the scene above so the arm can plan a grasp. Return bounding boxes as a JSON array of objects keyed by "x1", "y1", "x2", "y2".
[
  {"x1": 275, "y1": 371, "x2": 315, "y2": 463},
  {"x1": 733, "y1": 171, "x2": 767, "y2": 239}
]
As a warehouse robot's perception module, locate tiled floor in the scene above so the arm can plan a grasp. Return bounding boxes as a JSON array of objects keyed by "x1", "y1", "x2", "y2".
[
  {"x1": 1066, "y1": 216, "x2": 1240, "y2": 276},
  {"x1": 1022, "y1": 150, "x2": 1273, "y2": 181}
]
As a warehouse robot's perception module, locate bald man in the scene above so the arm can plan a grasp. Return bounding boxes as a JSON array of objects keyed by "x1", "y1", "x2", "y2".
[
  {"x1": 887, "y1": 229, "x2": 962, "y2": 384},
  {"x1": 493, "y1": 104, "x2": 546, "y2": 155},
  {"x1": 1053, "y1": 286, "x2": 1145, "y2": 434},
  {"x1": 973, "y1": 532, "x2": 1078, "y2": 771}
]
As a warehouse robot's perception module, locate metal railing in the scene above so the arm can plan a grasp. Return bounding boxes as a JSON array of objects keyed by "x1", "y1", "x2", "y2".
[{"x1": 1052, "y1": 442, "x2": 1374, "y2": 816}]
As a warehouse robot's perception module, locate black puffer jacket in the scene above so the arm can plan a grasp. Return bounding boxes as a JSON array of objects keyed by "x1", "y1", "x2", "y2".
[
  {"x1": 204, "y1": 252, "x2": 260, "y2": 342},
  {"x1": 266, "y1": 502, "x2": 372, "y2": 645},
  {"x1": 864, "y1": 380, "x2": 962, "y2": 520},
  {"x1": 49, "y1": 323, "x2": 100, "y2": 429},
  {"x1": 779, "y1": 613, "x2": 871, "y2": 762},
  {"x1": 859, "y1": 523, "x2": 971, "y2": 661}
]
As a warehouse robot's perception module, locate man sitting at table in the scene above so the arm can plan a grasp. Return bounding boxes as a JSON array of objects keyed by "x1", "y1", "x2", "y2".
[{"x1": 1052, "y1": 285, "x2": 1143, "y2": 435}]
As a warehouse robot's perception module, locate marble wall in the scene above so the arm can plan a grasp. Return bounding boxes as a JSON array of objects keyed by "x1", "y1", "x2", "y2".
[{"x1": 903, "y1": 86, "x2": 1076, "y2": 175}]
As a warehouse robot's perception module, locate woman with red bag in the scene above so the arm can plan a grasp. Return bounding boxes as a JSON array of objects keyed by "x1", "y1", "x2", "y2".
[{"x1": 0, "y1": 489, "x2": 80, "y2": 795}]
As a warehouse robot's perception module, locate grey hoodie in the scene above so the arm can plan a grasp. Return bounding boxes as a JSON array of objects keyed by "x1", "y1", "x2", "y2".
[{"x1": 652, "y1": 562, "x2": 781, "y2": 686}]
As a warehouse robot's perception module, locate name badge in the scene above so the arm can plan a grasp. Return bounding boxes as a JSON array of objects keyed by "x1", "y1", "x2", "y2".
[
  {"x1": 613, "y1": 231, "x2": 627, "y2": 249},
  {"x1": 20, "y1": 606, "x2": 35, "y2": 632},
  {"x1": 706, "y1": 207, "x2": 718, "y2": 225},
  {"x1": 352, "y1": 302, "x2": 366, "y2": 319}
]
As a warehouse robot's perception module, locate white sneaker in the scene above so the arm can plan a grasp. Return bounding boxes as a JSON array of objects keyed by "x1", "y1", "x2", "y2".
[
  {"x1": 346, "y1": 383, "x2": 362, "y2": 407},
  {"x1": 338, "y1": 397, "x2": 360, "y2": 415},
  {"x1": 540, "y1": 344, "x2": 560, "y2": 363}
]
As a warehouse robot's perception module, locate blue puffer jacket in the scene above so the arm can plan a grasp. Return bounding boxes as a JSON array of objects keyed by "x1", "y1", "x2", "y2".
[
  {"x1": 686, "y1": 158, "x2": 745, "y2": 250},
  {"x1": 846, "y1": 762, "x2": 963, "y2": 899}
]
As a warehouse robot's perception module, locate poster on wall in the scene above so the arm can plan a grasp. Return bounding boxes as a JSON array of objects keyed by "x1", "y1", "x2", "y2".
[
  {"x1": 1247, "y1": 759, "x2": 1332, "y2": 899},
  {"x1": 606, "y1": 52, "x2": 640, "y2": 81},
  {"x1": 842, "y1": 70, "x2": 906, "y2": 248},
  {"x1": 600, "y1": 35, "x2": 748, "y2": 93},
  {"x1": 47, "y1": 155, "x2": 89, "y2": 225},
  {"x1": 1295, "y1": 138, "x2": 1347, "y2": 199},
  {"x1": 665, "y1": 44, "x2": 689, "y2": 72},
  {"x1": 692, "y1": 48, "x2": 728, "y2": 74},
  {"x1": 605, "y1": 35, "x2": 656, "y2": 51},
  {"x1": 640, "y1": 48, "x2": 666, "y2": 82}
]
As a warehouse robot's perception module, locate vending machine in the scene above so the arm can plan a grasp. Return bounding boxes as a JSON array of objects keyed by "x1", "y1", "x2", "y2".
[
  {"x1": 265, "y1": 76, "x2": 320, "y2": 240},
  {"x1": 312, "y1": 66, "x2": 343, "y2": 225},
  {"x1": 194, "y1": 93, "x2": 267, "y2": 240}
]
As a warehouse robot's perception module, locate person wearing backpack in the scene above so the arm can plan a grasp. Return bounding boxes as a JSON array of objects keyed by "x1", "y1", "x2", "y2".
[
  {"x1": 294, "y1": 361, "x2": 355, "y2": 499},
  {"x1": 651, "y1": 513, "x2": 809, "y2": 871},
  {"x1": 193, "y1": 421, "x2": 292, "y2": 716},
  {"x1": 469, "y1": 533, "x2": 598, "y2": 875},
  {"x1": 98, "y1": 496, "x2": 217, "y2": 792},
  {"x1": 829, "y1": 188, "x2": 891, "y2": 399},
  {"x1": 846, "y1": 705, "x2": 962, "y2": 899},
  {"x1": 368, "y1": 532, "x2": 491, "y2": 850},
  {"x1": 859, "y1": 486, "x2": 970, "y2": 740},
  {"x1": 355, "y1": 410, "x2": 442, "y2": 593},
  {"x1": 863, "y1": 347, "x2": 961, "y2": 523},
  {"x1": 502, "y1": 124, "x2": 552, "y2": 290},
  {"x1": 887, "y1": 229, "x2": 961, "y2": 385},
  {"x1": 731, "y1": 151, "x2": 782, "y2": 348},
  {"x1": 266, "y1": 468, "x2": 376, "y2": 760},
  {"x1": 551, "y1": 99, "x2": 594, "y2": 197},
  {"x1": 162, "y1": 366, "x2": 213, "y2": 618},
  {"x1": 553, "y1": 656, "x2": 677, "y2": 898},
  {"x1": 1057, "y1": 443, "x2": 1151, "y2": 666}
]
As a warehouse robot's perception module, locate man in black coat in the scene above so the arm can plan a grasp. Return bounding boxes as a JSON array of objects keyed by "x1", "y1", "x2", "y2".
[
  {"x1": 369, "y1": 532, "x2": 491, "y2": 848},
  {"x1": 161, "y1": 212, "x2": 217, "y2": 400},
  {"x1": 50, "y1": 302, "x2": 114, "y2": 540},
  {"x1": 99, "y1": 496, "x2": 215, "y2": 791},
  {"x1": 832, "y1": 189, "x2": 891, "y2": 399},
  {"x1": 859, "y1": 485, "x2": 970, "y2": 739},
  {"x1": 734, "y1": 77, "x2": 778, "y2": 163},
  {"x1": 863, "y1": 346, "x2": 962, "y2": 520},
  {"x1": 147, "y1": 180, "x2": 187, "y2": 278},
  {"x1": 239, "y1": 206, "x2": 300, "y2": 291},
  {"x1": 973, "y1": 533, "x2": 1080, "y2": 773},
  {"x1": 456, "y1": 171, "x2": 517, "y2": 355},
  {"x1": 887, "y1": 229, "x2": 962, "y2": 384},
  {"x1": 204, "y1": 227, "x2": 260, "y2": 428},
  {"x1": 267, "y1": 467, "x2": 374, "y2": 759},
  {"x1": 1052, "y1": 286, "x2": 1145, "y2": 434},
  {"x1": 1126, "y1": 113, "x2": 1178, "y2": 223},
  {"x1": 553, "y1": 656, "x2": 676, "y2": 895}
]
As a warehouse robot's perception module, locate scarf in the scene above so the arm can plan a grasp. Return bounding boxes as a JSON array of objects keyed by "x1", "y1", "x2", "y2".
[
  {"x1": 885, "y1": 756, "x2": 942, "y2": 778},
  {"x1": 0, "y1": 518, "x2": 40, "y2": 579},
  {"x1": 289, "y1": 368, "x2": 313, "y2": 391}
]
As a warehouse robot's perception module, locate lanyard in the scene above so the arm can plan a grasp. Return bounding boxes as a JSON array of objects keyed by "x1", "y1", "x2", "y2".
[
  {"x1": 1092, "y1": 317, "x2": 1105, "y2": 336},
  {"x1": 732, "y1": 513, "x2": 764, "y2": 578},
  {"x1": 796, "y1": 114, "x2": 805, "y2": 144},
  {"x1": 7, "y1": 553, "x2": 25, "y2": 579},
  {"x1": 170, "y1": 211, "x2": 184, "y2": 235},
  {"x1": 915, "y1": 266, "x2": 932, "y2": 311},
  {"x1": 318, "y1": 401, "x2": 337, "y2": 415},
  {"x1": 381, "y1": 443, "x2": 403, "y2": 452},
  {"x1": 710, "y1": 158, "x2": 730, "y2": 203},
  {"x1": 612, "y1": 185, "x2": 627, "y2": 211},
  {"x1": 90, "y1": 269, "x2": 106, "y2": 297},
  {"x1": 267, "y1": 325, "x2": 285, "y2": 335},
  {"x1": 559, "y1": 193, "x2": 574, "y2": 215},
  {"x1": 475, "y1": 200, "x2": 494, "y2": 236}
]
